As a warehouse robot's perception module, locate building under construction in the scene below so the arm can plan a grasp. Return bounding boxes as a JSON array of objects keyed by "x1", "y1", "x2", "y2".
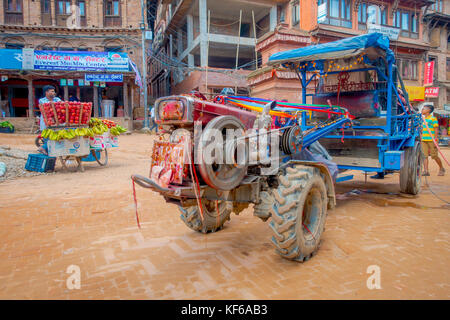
[{"x1": 149, "y1": 0, "x2": 281, "y2": 99}]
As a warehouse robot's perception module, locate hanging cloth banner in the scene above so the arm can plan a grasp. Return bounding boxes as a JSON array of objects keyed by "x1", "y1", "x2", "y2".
[{"x1": 129, "y1": 59, "x2": 143, "y2": 92}]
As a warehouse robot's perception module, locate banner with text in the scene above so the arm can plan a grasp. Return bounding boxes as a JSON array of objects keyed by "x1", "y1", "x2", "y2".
[
  {"x1": 423, "y1": 61, "x2": 434, "y2": 86},
  {"x1": 34, "y1": 51, "x2": 129, "y2": 72},
  {"x1": 425, "y1": 87, "x2": 439, "y2": 98},
  {"x1": 85, "y1": 74, "x2": 123, "y2": 82},
  {"x1": 404, "y1": 86, "x2": 425, "y2": 101}
]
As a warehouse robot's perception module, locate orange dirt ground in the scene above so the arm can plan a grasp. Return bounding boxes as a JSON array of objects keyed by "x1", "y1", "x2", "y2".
[{"x1": 0, "y1": 133, "x2": 449, "y2": 299}]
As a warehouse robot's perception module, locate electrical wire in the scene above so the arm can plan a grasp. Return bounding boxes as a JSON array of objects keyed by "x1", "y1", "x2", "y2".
[{"x1": 424, "y1": 175, "x2": 450, "y2": 205}]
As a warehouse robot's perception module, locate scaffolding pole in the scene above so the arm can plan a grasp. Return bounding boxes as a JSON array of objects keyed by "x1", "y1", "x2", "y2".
[
  {"x1": 206, "y1": 10, "x2": 210, "y2": 96},
  {"x1": 252, "y1": 10, "x2": 258, "y2": 70},
  {"x1": 235, "y1": 10, "x2": 242, "y2": 94}
]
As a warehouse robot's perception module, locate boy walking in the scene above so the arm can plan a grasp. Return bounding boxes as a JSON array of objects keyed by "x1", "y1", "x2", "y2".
[{"x1": 421, "y1": 105, "x2": 445, "y2": 176}]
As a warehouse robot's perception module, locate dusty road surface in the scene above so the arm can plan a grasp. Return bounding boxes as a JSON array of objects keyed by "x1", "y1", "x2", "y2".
[{"x1": 0, "y1": 132, "x2": 449, "y2": 299}]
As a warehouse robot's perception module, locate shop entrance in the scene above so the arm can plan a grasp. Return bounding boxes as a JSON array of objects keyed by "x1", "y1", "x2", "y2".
[
  {"x1": 8, "y1": 84, "x2": 28, "y2": 117},
  {"x1": 100, "y1": 85, "x2": 123, "y2": 117}
]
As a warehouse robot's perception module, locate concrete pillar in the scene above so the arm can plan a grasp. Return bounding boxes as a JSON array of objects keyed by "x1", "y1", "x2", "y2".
[
  {"x1": 28, "y1": 79, "x2": 34, "y2": 118},
  {"x1": 123, "y1": 81, "x2": 129, "y2": 117},
  {"x1": 187, "y1": 14, "x2": 195, "y2": 68},
  {"x1": 270, "y1": 6, "x2": 277, "y2": 31},
  {"x1": 187, "y1": 15, "x2": 194, "y2": 47},
  {"x1": 94, "y1": 88, "x2": 99, "y2": 117},
  {"x1": 199, "y1": 0, "x2": 208, "y2": 67},
  {"x1": 188, "y1": 54, "x2": 194, "y2": 67}
]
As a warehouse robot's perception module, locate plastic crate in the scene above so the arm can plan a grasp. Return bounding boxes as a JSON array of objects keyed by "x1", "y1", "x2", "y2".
[
  {"x1": 25, "y1": 154, "x2": 56, "y2": 172},
  {"x1": 0, "y1": 127, "x2": 14, "y2": 133},
  {"x1": 81, "y1": 151, "x2": 100, "y2": 162}
]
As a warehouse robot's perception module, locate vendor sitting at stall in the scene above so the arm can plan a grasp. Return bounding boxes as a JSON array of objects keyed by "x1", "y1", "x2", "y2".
[{"x1": 37, "y1": 85, "x2": 61, "y2": 155}]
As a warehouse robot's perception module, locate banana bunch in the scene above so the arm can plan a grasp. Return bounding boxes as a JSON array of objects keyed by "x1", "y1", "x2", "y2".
[
  {"x1": 89, "y1": 118, "x2": 109, "y2": 135},
  {"x1": 110, "y1": 125, "x2": 127, "y2": 136},
  {"x1": 41, "y1": 128, "x2": 94, "y2": 141}
]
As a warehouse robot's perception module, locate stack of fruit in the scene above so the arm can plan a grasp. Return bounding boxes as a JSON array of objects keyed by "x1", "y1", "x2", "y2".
[
  {"x1": 39, "y1": 101, "x2": 92, "y2": 127},
  {"x1": 41, "y1": 127, "x2": 94, "y2": 141},
  {"x1": 39, "y1": 103, "x2": 57, "y2": 126},
  {"x1": 89, "y1": 118, "x2": 127, "y2": 136},
  {"x1": 55, "y1": 103, "x2": 66, "y2": 124}
]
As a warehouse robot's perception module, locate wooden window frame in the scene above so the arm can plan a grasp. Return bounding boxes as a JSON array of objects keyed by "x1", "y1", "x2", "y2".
[
  {"x1": 105, "y1": 0, "x2": 121, "y2": 17},
  {"x1": 5, "y1": 0, "x2": 22, "y2": 13},
  {"x1": 291, "y1": 0, "x2": 300, "y2": 26},
  {"x1": 394, "y1": 9, "x2": 419, "y2": 39},
  {"x1": 318, "y1": 0, "x2": 352, "y2": 29}
]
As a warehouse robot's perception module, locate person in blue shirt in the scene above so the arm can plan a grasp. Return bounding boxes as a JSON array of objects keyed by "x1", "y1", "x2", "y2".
[{"x1": 38, "y1": 85, "x2": 61, "y2": 155}]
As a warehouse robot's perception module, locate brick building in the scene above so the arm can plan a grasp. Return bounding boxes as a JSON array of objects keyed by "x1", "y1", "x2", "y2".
[
  {"x1": 0, "y1": 0, "x2": 147, "y2": 128},
  {"x1": 149, "y1": 0, "x2": 288, "y2": 99},
  {"x1": 424, "y1": 0, "x2": 450, "y2": 107}
]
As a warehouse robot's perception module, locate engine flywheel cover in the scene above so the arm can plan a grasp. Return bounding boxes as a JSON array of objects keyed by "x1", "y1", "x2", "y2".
[{"x1": 197, "y1": 116, "x2": 248, "y2": 191}]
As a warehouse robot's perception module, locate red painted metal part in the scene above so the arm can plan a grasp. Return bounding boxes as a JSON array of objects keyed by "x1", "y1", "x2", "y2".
[{"x1": 191, "y1": 99, "x2": 257, "y2": 130}]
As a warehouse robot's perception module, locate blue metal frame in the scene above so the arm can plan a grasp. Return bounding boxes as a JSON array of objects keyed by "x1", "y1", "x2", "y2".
[{"x1": 293, "y1": 56, "x2": 421, "y2": 175}]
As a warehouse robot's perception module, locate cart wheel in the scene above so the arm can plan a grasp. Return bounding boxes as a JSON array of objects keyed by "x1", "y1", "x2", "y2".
[
  {"x1": 59, "y1": 156, "x2": 84, "y2": 172},
  {"x1": 35, "y1": 136, "x2": 44, "y2": 148},
  {"x1": 92, "y1": 149, "x2": 108, "y2": 166}
]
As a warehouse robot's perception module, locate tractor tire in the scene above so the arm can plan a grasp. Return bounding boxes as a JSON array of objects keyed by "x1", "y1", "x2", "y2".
[
  {"x1": 179, "y1": 200, "x2": 233, "y2": 233},
  {"x1": 269, "y1": 165, "x2": 328, "y2": 262},
  {"x1": 399, "y1": 141, "x2": 422, "y2": 195}
]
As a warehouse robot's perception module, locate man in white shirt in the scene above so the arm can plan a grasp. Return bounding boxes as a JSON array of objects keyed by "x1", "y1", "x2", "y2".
[
  {"x1": 149, "y1": 105, "x2": 158, "y2": 133},
  {"x1": 38, "y1": 85, "x2": 61, "y2": 155}
]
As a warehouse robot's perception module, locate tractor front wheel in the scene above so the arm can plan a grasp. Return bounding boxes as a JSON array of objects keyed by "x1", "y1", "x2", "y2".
[
  {"x1": 269, "y1": 165, "x2": 328, "y2": 262},
  {"x1": 179, "y1": 200, "x2": 233, "y2": 233}
]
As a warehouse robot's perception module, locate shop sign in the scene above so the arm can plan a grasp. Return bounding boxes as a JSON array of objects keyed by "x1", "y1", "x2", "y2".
[
  {"x1": 404, "y1": 86, "x2": 425, "y2": 101},
  {"x1": 100, "y1": 82, "x2": 106, "y2": 88},
  {"x1": 367, "y1": 23, "x2": 400, "y2": 40},
  {"x1": 85, "y1": 74, "x2": 123, "y2": 82},
  {"x1": 34, "y1": 50, "x2": 129, "y2": 72},
  {"x1": 425, "y1": 87, "x2": 439, "y2": 97},
  {"x1": 22, "y1": 49, "x2": 34, "y2": 70},
  {"x1": 94, "y1": 82, "x2": 100, "y2": 87},
  {"x1": 0, "y1": 49, "x2": 22, "y2": 70},
  {"x1": 424, "y1": 61, "x2": 434, "y2": 86},
  {"x1": 318, "y1": 2, "x2": 327, "y2": 23},
  {"x1": 78, "y1": 79, "x2": 84, "y2": 86},
  {"x1": 60, "y1": 79, "x2": 67, "y2": 86},
  {"x1": 1, "y1": 76, "x2": 8, "y2": 82},
  {"x1": 67, "y1": 79, "x2": 74, "y2": 86},
  {"x1": 85, "y1": 81, "x2": 90, "y2": 86}
]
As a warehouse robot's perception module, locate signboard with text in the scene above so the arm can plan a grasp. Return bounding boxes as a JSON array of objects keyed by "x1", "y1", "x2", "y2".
[
  {"x1": 85, "y1": 73, "x2": 123, "y2": 83},
  {"x1": 0, "y1": 49, "x2": 22, "y2": 70},
  {"x1": 423, "y1": 61, "x2": 434, "y2": 86},
  {"x1": 425, "y1": 87, "x2": 440, "y2": 97},
  {"x1": 404, "y1": 86, "x2": 425, "y2": 101},
  {"x1": 318, "y1": 2, "x2": 327, "y2": 23},
  {"x1": 367, "y1": 23, "x2": 400, "y2": 40},
  {"x1": 34, "y1": 50, "x2": 129, "y2": 72}
]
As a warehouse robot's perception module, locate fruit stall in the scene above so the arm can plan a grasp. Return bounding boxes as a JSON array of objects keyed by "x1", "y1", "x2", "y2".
[{"x1": 38, "y1": 101, "x2": 127, "y2": 172}]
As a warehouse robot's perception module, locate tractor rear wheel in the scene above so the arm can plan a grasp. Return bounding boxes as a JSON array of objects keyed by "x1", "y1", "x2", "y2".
[
  {"x1": 269, "y1": 165, "x2": 328, "y2": 262},
  {"x1": 400, "y1": 141, "x2": 422, "y2": 195},
  {"x1": 179, "y1": 200, "x2": 233, "y2": 233}
]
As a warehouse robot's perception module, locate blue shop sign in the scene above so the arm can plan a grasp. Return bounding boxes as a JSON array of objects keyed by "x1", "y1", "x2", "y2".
[
  {"x1": 0, "y1": 49, "x2": 23, "y2": 70},
  {"x1": 85, "y1": 74, "x2": 123, "y2": 82}
]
